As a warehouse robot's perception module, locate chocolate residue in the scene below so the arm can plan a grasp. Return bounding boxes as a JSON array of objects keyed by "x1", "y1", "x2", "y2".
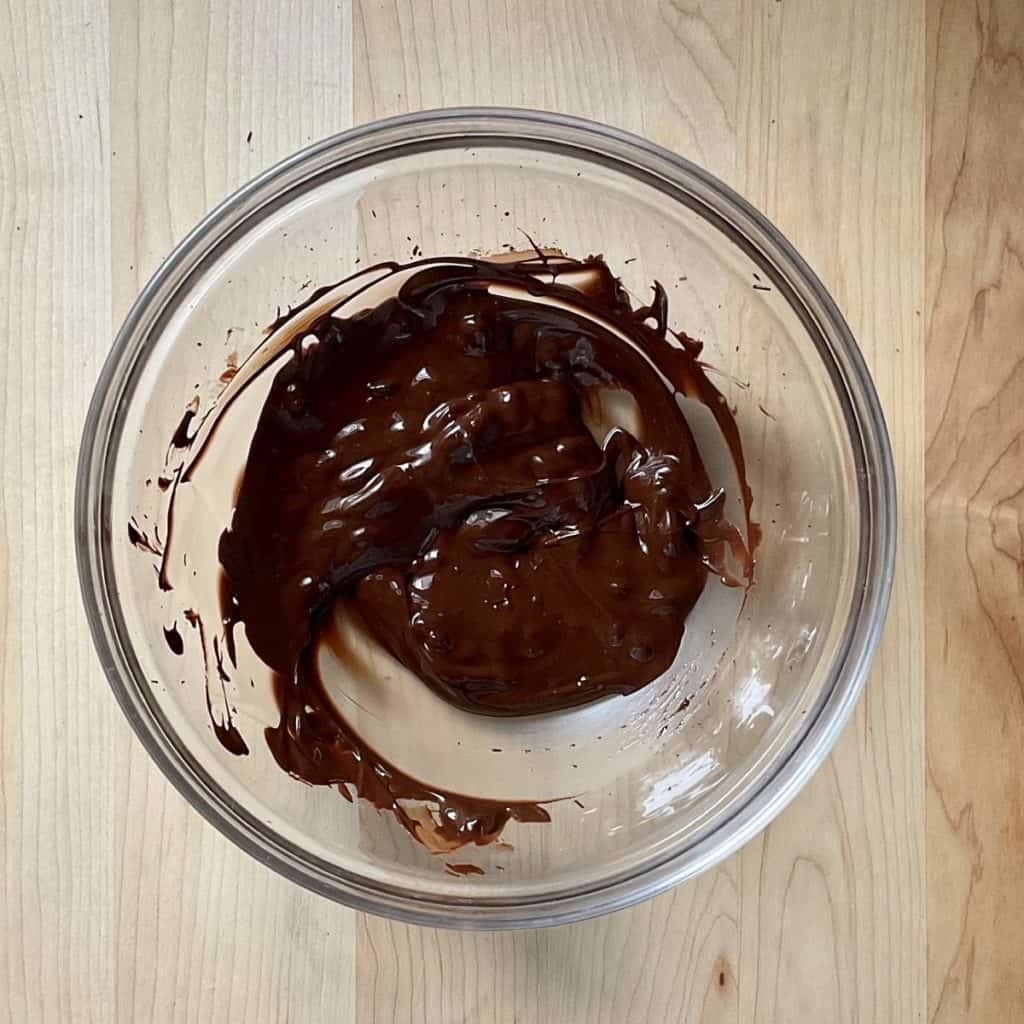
[
  {"x1": 170, "y1": 406, "x2": 198, "y2": 449},
  {"x1": 445, "y1": 862, "x2": 486, "y2": 877},
  {"x1": 263, "y1": 648, "x2": 550, "y2": 852},
  {"x1": 128, "y1": 517, "x2": 162, "y2": 556},
  {"x1": 157, "y1": 252, "x2": 755, "y2": 852},
  {"x1": 218, "y1": 352, "x2": 239, "y2": 385},
  {"x1": 163, "y1": 623, "x2": 184, "y2": 656},
  {"x1": 209, "y1": 705, "x2": 249, "y2": 756},
  {"x1": 182, "y1": 608, "x2": 249, "y2": 757}
]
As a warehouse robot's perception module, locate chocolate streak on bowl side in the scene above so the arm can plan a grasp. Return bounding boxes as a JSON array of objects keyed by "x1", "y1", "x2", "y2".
[{"x1": 162, "y1": 253, "x2": 754, "y2": 853}]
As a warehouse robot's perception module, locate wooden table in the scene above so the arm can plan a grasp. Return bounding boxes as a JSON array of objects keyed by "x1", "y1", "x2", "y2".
[{"x1": 2, "y1": 0, "x2": 1020, "y2": 1019}]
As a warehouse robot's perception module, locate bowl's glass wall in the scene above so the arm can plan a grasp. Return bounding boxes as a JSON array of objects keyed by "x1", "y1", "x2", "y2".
[{"x1": 81, "y1": 114, "x2": 889, "y2": 925}]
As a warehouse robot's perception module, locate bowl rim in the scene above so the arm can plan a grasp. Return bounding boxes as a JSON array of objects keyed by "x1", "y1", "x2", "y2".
[{"x1": 75, "y1": 106, "x2": 897, "y2": 930}]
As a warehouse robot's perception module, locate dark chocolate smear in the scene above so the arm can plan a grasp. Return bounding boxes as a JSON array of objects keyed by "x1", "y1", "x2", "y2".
[
  {"x1": 163, "y1": 623, "x2": 184, "y2": 656},
  {"x1": 165, "y1": 253, "x2": 754, "y2": 851}
]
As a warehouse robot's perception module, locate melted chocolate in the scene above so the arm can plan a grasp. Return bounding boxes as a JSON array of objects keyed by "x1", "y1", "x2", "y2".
[
  {"x1": 128, "y1": 518, "x2": 162, "y2": 556},
  {"x1": 158, "y1": 252, "x2": 754, "y2": 852},
  {"x1": 163, "y1": 623, "x2": 184, "y2": 656},
  {"x1": 446, "y1": 862, "x2": 487, "y2": 877},
  {"x1": 170, "y1": 406, "x2": 198, "y2": 449},
  {"x1": 182, "y1": 608, "x2": 249, "y2": 757}
]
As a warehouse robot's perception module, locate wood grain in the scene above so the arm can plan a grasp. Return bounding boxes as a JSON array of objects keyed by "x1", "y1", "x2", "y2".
[
  {"x1": 10, "y1": 0, "x2": 1004, "y2": 1019},
  {"x1": 736, "y1": 2, "x2": 927, "y2": 1020},
  {"x1": 926, "y1": 0, "x2": 1024, "y2": 1018},
  {"x1": 106, "y1": 1, "x2": 358, "y2": 1018},
  {"x1": 2, "y1": 1, "x2": 359, "y2": 1021},
  {"x1": 352, "y1": 1, "x2": 926, "y2": 1021},
  {"x1": 0, "y1": 3, "x2": 114, "y2": 1020}
]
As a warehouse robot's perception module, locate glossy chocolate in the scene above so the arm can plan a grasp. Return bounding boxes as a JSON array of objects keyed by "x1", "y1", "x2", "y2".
[{"x1": 159, "y1": 252, "x2": 754, "y2": 851}]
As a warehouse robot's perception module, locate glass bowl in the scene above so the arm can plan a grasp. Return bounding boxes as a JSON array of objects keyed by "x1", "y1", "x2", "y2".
[{"x1": 76, "y1": 108, "x2": 895, "y2": 929}]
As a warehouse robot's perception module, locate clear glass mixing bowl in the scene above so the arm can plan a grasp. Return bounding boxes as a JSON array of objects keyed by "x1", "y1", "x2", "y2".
[{"x1": 76, "y1": 109, "x2": 895, "y2": 929}]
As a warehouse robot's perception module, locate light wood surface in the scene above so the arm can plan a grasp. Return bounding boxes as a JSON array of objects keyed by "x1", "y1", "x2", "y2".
[
  {"x1": 0, "y1": 0, "x2": 1012, "y2": 1020},
  {"x1": 926, "y1": 0, "x2": 1024, "y2": 1017}
]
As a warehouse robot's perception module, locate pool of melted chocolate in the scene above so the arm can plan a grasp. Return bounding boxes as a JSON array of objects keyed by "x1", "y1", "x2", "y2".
[{"x1": 156, "y1": 252, "x2": 753, "y2": 852}]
